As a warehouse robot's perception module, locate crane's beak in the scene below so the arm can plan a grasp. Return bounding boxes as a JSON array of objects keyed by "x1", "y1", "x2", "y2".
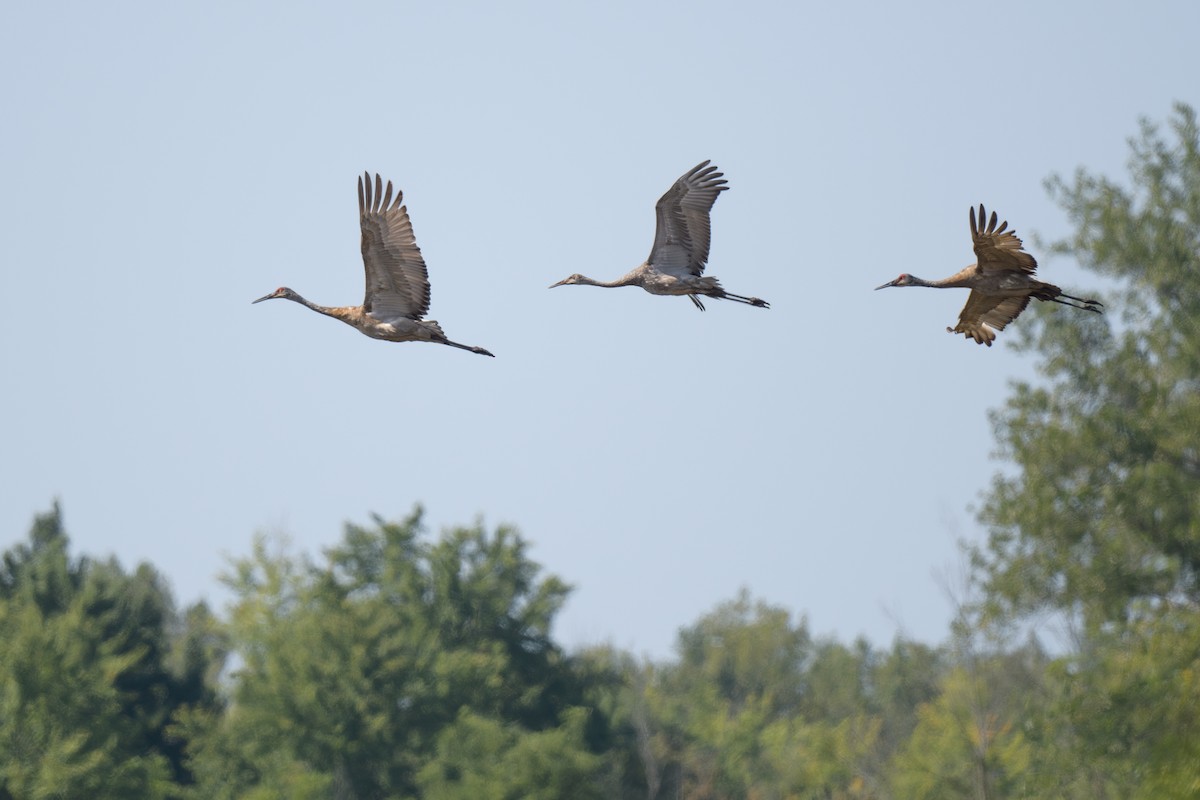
[
  {"x1": 548, "y1": 279, "x2": 567, "y2": 289},
  {"x1": 251, "y1": 292, "x2": 276, "y2": 304},
  {"x1": 874, "y1": 279, "x2": 897, "y2": 290}
]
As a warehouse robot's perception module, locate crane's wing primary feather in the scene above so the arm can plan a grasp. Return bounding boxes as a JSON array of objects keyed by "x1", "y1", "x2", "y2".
[
  {"x1": 359, "y1": 173, "x2": 432, "y2": 322},
  {"x1": 970, "y1": 204, "x2": 1037, "y2": 275},
  {"x1": 648, "y1": 160, "x2": 728, "y2": 278},
  {"x1": 952, "y1": 290, "x2": 1032, "y2": 346}
]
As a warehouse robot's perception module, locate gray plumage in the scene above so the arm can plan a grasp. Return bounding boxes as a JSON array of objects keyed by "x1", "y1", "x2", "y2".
[
  {"x1": 875, "y1": 204, "x2": 1102, "y2": 346},
  {"x1": 253, "y1": 173, "x2": 493, "y2": 357},
  {"x1": 550, "y1": 160, "x2": 769, "y2": 311}
]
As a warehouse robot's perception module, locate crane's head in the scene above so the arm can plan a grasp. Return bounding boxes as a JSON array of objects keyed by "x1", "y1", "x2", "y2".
[
  {"x1": 548, "y1": 274, "x2": 587, "y2": 289},
  {"x1": 875, "y1": 274, "x2": 918, "y2": 290},
  {"x1": 252, "y1": 287, "x2": 298, "y2": 304}
]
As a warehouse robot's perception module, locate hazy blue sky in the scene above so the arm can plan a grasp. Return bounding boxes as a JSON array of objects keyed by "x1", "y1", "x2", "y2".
[{"x1": 3, "y1": 1, "x2": 1197, "y2": 658}]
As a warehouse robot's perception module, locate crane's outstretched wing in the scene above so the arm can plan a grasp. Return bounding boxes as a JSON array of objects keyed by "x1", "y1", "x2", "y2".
[
  {"x1": 951, "y1": 290, "x2": 1032, "y2": 346},
  {"x1": 359, "y1": 173, "x2": 432, "y2": 322},
  {"x1": 648, "y1": 160, "x2": 728, "y2": 278},
  {"x1": 971, "y1": 204, "x2": 1037, "y2": 275}
]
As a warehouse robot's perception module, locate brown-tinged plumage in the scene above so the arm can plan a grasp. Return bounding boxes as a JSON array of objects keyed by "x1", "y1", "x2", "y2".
[
  {"x1": 875, "y1": 204, "x2": 1102, "y2": 346},
  {"x1": 549, "y1": 160, "x2": 769, "y2": 311},
  {"x1": 252, "y1": 173, "x2": 494, "y2": 357}
]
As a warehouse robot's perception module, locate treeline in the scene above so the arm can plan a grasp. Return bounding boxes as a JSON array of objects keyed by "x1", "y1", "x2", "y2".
[
  {"x1": 3, "y1": 105, "x2": 1199, "y2": 798},
  {"x1": 0, "y1": 504, "x2": 1028, "y2": 799}
]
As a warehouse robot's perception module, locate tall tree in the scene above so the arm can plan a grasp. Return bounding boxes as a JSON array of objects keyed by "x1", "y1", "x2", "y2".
[
  {"x1": 0, "y1": 503, "x2": 223, "y2": 799},
  {"x1": 973, "y1": 103, "x2": 1200, "y2": 796}
]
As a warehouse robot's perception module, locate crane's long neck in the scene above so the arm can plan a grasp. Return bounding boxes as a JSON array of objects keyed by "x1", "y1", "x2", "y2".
[
  {"x1": 924, "y1": 269, "x2": 976, "y2": 289},
  {"x1": 578, "y1": 273, "x2": 638, "y2": 289},
  {"x1": 285, "y1": 292, "x2": 358, "y2": 325}
]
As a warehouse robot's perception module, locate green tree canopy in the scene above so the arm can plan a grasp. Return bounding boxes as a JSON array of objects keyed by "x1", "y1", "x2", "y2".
[
  {"x1": 194, "y1": 507, "x2": 605, "y2": 799},
  {"x1": 617, "y1": 591, "x2": 943, "y2": 799},
  {"x1": 0, "y1": 503, "x2": 223, "y2": 799}
]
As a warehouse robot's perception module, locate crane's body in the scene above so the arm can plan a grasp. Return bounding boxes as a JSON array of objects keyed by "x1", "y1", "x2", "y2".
[
  {"x1": 253, "y1": 173, "x2": 494, "y2": 357},
  {"x1": 875, "y1": 204, "x2": 1102, "y2": 346},
  {"x1": 253, "y1": 289, "x2": 479, "y2": 351},
  {"x1": 549, "y1": 160, "x2": 769, "y2": 311}
]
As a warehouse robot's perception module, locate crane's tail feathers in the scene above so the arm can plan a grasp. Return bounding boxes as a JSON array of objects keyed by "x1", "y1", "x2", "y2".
[
  {"x1": 689, "y1": 294, "x2": 707, "y2": 311},
  {"x1": 442, "y1": 339, "x2": 495, "y2": 357},
  {"x1": 721, "y1": 291, "x2": 770, "y2": 309}
]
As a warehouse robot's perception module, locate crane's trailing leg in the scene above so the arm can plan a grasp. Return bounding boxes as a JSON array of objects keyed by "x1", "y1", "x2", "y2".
[
  {"x1": 1051, "y1": 295, "x2": 1104, "y2": 312},
  {"x1": 688, "y1": 290, "x2": 769, "y2": 310},
  {"x1": 1032, "y1": 284, "x2": 1104, "y2": 312},
  {"x1": 718, "y1": 290, "x2": 769, "y2": 308},
  {"x1": 1048, "y1": 297, "x2": 1104, "y2": 312},
  {"x1": 441, "y1": 339, "x2": 495, "y2": 357}
]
